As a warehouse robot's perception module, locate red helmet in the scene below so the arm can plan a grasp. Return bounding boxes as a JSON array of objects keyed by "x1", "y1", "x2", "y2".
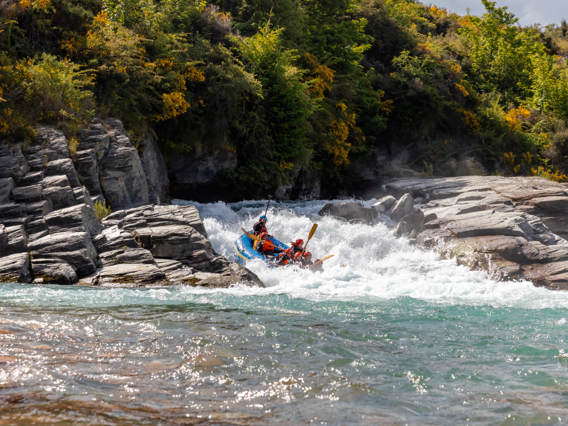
[
  {"x1": 294, "y1": 251, "x2": 303, "y2": 260},
  {"x1": 293, "y1": 239, "x2": 304, "y2": 247},
  {"x1": 260, "y1": 231, "x2": 268, "y2": 239},
  {"x1": 304, "y1": 251, "x2": 312, "y2": 261}
]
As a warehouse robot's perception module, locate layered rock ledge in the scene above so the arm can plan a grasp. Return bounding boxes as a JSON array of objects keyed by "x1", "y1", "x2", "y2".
[
  {"x1": 319, "y1": 176, "x2": 568, "y2": 290},
  {"x1": 0, "y1": 120, "x2": 261, "y2": 287}
]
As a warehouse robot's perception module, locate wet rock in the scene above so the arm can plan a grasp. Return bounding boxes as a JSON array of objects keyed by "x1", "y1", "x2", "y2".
[
  {"x1": 318, "y1": 202, "x2": 377, "y2": 224},
  {"x1": 28, "y1": 232, "x2": 98, "y2": 276},
  {"x1": 12, "y1": 184, "x2": 43, "y2": 203},
  {"x1": 0, "y1": 202, "x2": 22, "y2": 222},
  {"x1": 395, "y1": 209, "x2": 425, "y2": 237},
  {"x1": 0, "y1": 253, "x2": 31, "y2": 283},
  {"x1": 45, "y1": 204, "x2": 101, "y2": 237},
  {"x1": 45, "y1": 158, "x2": 81, "y2": 188},
  {"x1": 0, "y1": 178, "x2": 14, "y2": 203},
  {"x1": 384, "y1": 176, "x2": 568, "y2": 290},
  {"x1": 104, "y1": 204, "x2": 263, "y2": 287},
  {"x1": 24, "y1": 200, "x2": 52, "y2": 216},
  {"x1": 41, "y1": 175, "x2": 76, "y2": 209},
  {"x1": 4, "y1": 225, "x2": 27, "y2": 255},
  {"x1": 372, "y1": 195, "x2": 396, "y2": 213},
  {"x1": 0, "y1": 224, "x2": 6, "y2": 252},
  {"x1": 99, "y1": 247, "x2": 155, "y2": 266},
  {"x1": 93, "y1": 225, "x2": 140, "y2": 253},
  {"x1": 31, "y1": 258, "x2": 77, "y2": 284},
  {"x1": 34, "y1": 127, "x2": 71, "y2": 161},
  {"x1": 99, "y1": 119, "x2": 149, "y2": 209},
  {"x1": 74, "y1": 149, "x2": 102, "y2": 196},
  {"x1": 93, "y1": 263, "x2": 169, "y2": 286},
  {"x1": 0, "y1": 144, "x2": 28, "y2": 180},
  {"x1": 77, "y1": 121, "x2": 110, "y2": 158},
  {"x1": 391, "y1": 193, "x2": 414, "y2": 222},
  {"x1": 139, "y1": 132, "x2": 169, "y2": 204},
  {"x1": 19, "y1": 171, "x2": 44, "y2": 186}
]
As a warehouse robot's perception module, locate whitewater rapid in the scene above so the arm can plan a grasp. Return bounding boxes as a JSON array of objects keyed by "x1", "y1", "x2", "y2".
[{"x1": 169, "y1": 199, "x2": 568, "y2": 310}]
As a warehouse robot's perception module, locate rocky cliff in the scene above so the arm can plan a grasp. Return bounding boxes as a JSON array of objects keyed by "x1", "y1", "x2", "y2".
[
  {"x1": 320, "y1": 176, "x2": 568, "y2": 290},
  {"x1": 0, "y1": 120, "x2": 261, "y2": 287}
]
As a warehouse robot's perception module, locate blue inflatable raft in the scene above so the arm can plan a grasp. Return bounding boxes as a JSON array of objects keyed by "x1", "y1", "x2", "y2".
[{"x1": 233, "y1": 233, "x2": 289, "y2": 265}]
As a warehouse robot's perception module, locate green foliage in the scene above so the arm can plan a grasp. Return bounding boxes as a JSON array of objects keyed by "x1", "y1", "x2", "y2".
[
  {"x1": 0, "y1": 53, "x2": 94, "y2": 138},
  {"x1": 458, "y1": 0, "x2": 546, "y2": 104},
  {"x1": 94, "y1": 198, "x2": 112, "y2": 222},
  {"x1": 5, "y1": 0, "x2": 568, "y2": 193}
]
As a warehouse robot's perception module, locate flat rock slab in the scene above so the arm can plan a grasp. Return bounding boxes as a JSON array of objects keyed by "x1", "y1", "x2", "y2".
[
  {"x1": 385, "y1": 176, "x2": 568, "y2": 290},
  {"x1": 94, "y1": 263, "x2": 169, "y2": 286}
]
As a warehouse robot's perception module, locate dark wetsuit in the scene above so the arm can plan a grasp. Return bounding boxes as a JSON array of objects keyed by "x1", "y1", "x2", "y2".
[{"x1": 253, "y1": 221, "x2": 267, "y2": 235}]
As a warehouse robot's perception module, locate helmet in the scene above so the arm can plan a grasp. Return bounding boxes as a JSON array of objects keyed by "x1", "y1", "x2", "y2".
[
  {"x1": 304, "y1": 251, "x2": 312, "y2": 262},
  {"x1": 293, "y1": 239, "x2": 304, "y2": 247},
  {"x1": 259, "y1": 215, "x2": 267, "y2": 223},
  {"x1": 260, "y1": 231, "x2": 268, "y2": 239},
  {"x1": 294, "y1": 251, "x2": 303, "y2": 261}
]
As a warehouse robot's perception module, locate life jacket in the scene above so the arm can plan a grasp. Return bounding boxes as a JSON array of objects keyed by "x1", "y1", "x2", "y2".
[
  {"x1": 260, "y1": 235, "x2": 275, "y2": 253},
  {"x1": 278, "y1": 248, "x2": 293, "y2": 265}
]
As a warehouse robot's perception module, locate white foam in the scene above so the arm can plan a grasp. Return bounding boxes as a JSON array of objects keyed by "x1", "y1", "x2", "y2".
[{"x1": 188, "y1": 199, "x2": 568, "y2": 310}]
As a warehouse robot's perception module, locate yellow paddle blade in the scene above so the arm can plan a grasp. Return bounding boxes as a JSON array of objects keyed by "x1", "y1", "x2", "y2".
[
  {"x1": 303, "y1": 223, "x2": 318, "y2": 254},
  {"x1": 307, "y1": 223, "x2": 318, "y2": 241},
  {"x1": 320, "y1": 254, "x2": 334, "y2": 262}
]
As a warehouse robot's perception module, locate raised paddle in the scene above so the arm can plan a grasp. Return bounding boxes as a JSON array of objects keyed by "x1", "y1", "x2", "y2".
[
  {"x1": 302, "y1": 223, "x2": 318, "y2": 255},
  {"x1": 241, "y1": 228, "x2": 260, "y2": 241}
]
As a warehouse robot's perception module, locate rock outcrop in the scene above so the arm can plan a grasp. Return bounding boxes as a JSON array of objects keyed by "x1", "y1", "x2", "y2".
[
  {"x1": 0, "y1": 120, "x2": 261, "y2": 288},
  {"x1": 383, "y1": 176, "x2": 568, "y2": 290}
]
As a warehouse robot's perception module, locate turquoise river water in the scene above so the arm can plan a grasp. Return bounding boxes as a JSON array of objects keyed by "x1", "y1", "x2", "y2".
[{"x1": 2, "y1": 200, "x2": 568, "y2": 424}]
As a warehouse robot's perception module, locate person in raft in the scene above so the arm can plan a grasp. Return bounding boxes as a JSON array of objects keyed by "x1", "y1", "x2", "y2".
[
  {"x1": 253, "y1": 215, "x2": 268, "y2": 235},
  {"x1": 277, "y1": 239, "x2": 304, "y2": 266},
  {"x1": 255, "y1": 231, "x2": 281, "y2": 257}
]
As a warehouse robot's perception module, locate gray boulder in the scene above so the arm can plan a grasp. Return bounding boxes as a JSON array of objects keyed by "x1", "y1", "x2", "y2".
[
  {"x1": 99, "y1": 247, "x2": 155, "y2": 266},
  {"x1": 318, "y1": 202, "x2": 377, "y2": 224},
  {"x1": 391, "y1": 193, "x2": 415, "y2": 222},
  {"x1": 34, "y1": 127, "x2": 71, "y2": 161},
  {"x1": 94, "y1": 204, "x2": 263, "y2": 287},
  {"x1": 4, "y1": 225, "x2": 27, "y2": 255},
  {"x1": 45, "y1": 204, "x2": 101, "y2": 237},
  {"x1": 46, "y1": 158, "x2": 81, "y2": 188},
  {"x1": 139, "y1": 132, "x2": 169, "y2": 204},
  {"x1": 0, "y1": 177, "x2": 14, "y2": 203},
  {"x1": 74, "y1": 149, "x2": 102, "y2": 196},
  {"x1": 32, "y1": 258, "x2": 77, "y2": 284},
  {"x1": 385, "y1": 176, "x2": 568, "y2": 290},
  {"x1": 41, "y1": 175, "x2": 76, "y2": 209},
  {"x1": 28, "y1": 231, "x2": 99, "y2": 276},
  {"x1": 395, "y1": 209, "x2": 425, "y2": 237},
  {"x1": 93, "y1": 263, "x2": 168, "y2": 286},
  {"x1": 0, "y1": 144, "x2": 28, "y2": 179},
  {"x1": 0, "y1": 253, "x2": 31, "y2": 283},
  {"x1": 99, "y1": 119, "x2": 149, "y2": 209},
  {"x1": 12, "y1": 184, "x2": 43, "y2": 203},
  {"x1": 372, "y1": 195, "x2": 396, "y2": 213}
]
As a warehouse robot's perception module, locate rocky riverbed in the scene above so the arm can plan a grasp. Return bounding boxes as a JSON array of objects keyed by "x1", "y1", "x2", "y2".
[{"x1": 0, "y1": 120, "x2": 261, "y2": 287}]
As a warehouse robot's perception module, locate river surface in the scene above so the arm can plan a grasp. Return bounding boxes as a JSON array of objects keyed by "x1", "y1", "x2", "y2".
[{"x1": 2, "y1": 200, "x2": 568, "y2": 424}]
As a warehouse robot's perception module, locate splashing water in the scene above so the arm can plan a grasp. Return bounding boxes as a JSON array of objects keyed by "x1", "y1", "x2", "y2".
[{"x1": 2, "y1": 200, "x2": 568, "y2": 424}]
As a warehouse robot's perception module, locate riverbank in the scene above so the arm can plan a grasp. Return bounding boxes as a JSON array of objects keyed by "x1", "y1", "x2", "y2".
[{"x1": 0, "y1": 120, "x2": 260, "y2": 287}]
